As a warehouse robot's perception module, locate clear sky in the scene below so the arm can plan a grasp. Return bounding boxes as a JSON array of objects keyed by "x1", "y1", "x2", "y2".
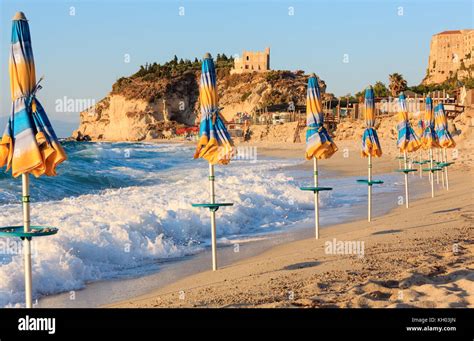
[{"x1": 0, "y1": 0, "x2": 472, "y2": 137}]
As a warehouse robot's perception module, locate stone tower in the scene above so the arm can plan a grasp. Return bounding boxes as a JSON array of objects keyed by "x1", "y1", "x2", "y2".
[{"x1": 231, "y1": 47, "x2": 271, "y2": 74}]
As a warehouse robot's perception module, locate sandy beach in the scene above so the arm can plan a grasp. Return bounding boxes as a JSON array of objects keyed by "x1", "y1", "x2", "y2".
[{"x1": 107, "y1": 141, "x2": 473, "y2": 308}]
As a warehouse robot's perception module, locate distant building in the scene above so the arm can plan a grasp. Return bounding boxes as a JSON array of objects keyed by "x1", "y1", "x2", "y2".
[
  {"x1": 230, "y1": 47, "x2": 270, "y2": 74},
  {"x1": 424, "y1": 29, "x2": 474, "y2": 84}
]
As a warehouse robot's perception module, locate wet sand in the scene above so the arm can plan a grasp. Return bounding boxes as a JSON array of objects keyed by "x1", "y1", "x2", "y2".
[{"x1": 107, "y1": 143, "x2": 473, "y2": 308}]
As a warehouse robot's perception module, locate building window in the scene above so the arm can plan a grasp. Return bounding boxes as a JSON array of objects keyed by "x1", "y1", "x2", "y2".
[
  {"x1": 245, "y1": 65, "x2": 249, "y2": 69},
  {"x1": 246, "y1": 56, "x2": 249, "y2": 61}
]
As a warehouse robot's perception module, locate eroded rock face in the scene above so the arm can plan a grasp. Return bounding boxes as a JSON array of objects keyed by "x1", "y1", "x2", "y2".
[{"x1": 76, "y1": 95, "x2": 187, "y2": 141}]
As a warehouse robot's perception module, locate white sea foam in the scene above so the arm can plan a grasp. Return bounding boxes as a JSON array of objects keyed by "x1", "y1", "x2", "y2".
[{"x1": 0, "y1": 143, "x2": 400, "y2": 307}]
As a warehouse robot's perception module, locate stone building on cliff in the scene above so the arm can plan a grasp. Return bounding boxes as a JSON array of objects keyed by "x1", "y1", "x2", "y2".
[
  {"x1": 424, "y1": 29, "x2": 473, "y2": 84},
  {"x1": 231, "y1": 47, "x2": 271, "y2": 74}
]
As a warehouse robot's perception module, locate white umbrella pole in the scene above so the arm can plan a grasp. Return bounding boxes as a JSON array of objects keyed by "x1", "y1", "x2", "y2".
[
  {"x1": 440, "y1": 149, "x2": 445, "y2": 188},
  {"x1": 444, "y1": 148, "x2": 450, "y2": 191},
  {"x1": 418, "y1": 152, "x2": 422, "y2": 178},
  {"x1": 209, "y1": 163, "x2": 217, "y2": 271},
  {"x1": 404, "y1": 151, "x2": 409, "y2": 208},
  {"x1": 313, "y1": 157, "x2": 319, "y2": 239},
  {"x1": 429, "y1": 149, "x2": 434, "y2": 198},
  {"x1": 22, "y1": 173, "x2": 33, "y2": 308},
  {"x1": 368, "y1": 154, "x2": 372, "y2": 222},
  {"x1": 435, "y1": 149, "x2": 440, "y2": 184}
]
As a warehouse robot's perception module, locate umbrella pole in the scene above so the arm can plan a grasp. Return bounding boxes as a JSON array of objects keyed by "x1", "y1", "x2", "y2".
[
  {"x1": 313, "y1": 157, "x2": 319, "y2": 239},
  {"x1": 418, "y1": 151, "x2": 422, "y2": 178},
  {"x1": 209, "y1": 163, "x2": 217, "y2": 271},
  {"x1": 368, "y1": 154, "x2": 372, "y2": 222},
  {"x1": 429, "y1": 149, "x2": 434, "y2": 198},
  {"x1": 435, "y1": 149, "x2": 440, "y2": 185},
  {"x1": 404, "y1": 151, "x2": 409, "y2": 208},
  {"x1": 444, "y1": 148, "x2": 450, "y2": 191},
  {"x1": 22, "y1": 173, "x2": 33, "y2": 308},
  {"x1": 439, "y1": 149, "x2": 445, "y2": 188}
]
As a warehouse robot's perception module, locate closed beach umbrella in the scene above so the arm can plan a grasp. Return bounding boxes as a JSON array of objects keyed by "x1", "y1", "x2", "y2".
[
  {"x1": 0, "y1": 12, "x2": 66, "y2": 307},
  {"x1": 421, "y1": 96, "x2": 440, "y2": 197},
  {"x1": 359, "y1": 86, "x2": 382, "y2": 222},
  {"x1": 301, "y1": 74, "x2": 337, "y2": 239},
  {"x1": 193, "y1": 53, "x2": 233, "y2": 271},
  {"x1": 396, "y1": 92, "x2": 420, "y2": 208},
  {"x1": 415, "y1": 114, "x2": 425, "y2": 177},
  {"x1": 434, "y1": 102, "x2": 456, "y2": 190}
]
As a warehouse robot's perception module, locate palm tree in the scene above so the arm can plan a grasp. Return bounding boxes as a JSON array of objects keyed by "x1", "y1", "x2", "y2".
[{"x1": 388, "y1": 73, "x2": 408, "y2": 97}]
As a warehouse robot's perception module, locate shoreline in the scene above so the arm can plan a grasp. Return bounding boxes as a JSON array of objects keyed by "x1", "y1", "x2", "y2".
[
  {"x1": 37, "y1": 142, "x2": 407, "y2": 308},
  {"x1": 34, "y1": 141, "x2": 471, "y2": 308},
  {"x1": 108, "y1": 168, "x2": 473, "y2": 308}
]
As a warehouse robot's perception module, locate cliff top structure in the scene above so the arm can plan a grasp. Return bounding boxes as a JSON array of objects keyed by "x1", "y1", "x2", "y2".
[
  {"x1": 230, "y1": 47, "x2": 270, "y2": 74},
  {"x1": 424, "y1": 29, "x2": 473, "y2": 84}
]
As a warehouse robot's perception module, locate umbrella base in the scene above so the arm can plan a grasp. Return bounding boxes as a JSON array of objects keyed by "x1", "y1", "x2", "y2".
[
  {"x1": 299, "y1": 186, "x2": 333, "y2": 192},
  {"x1": 0, "y1": 226, "x2": 58, "y2": 241},
  {"x1": 357, "y1": 179, "x2": 384, "y2": 186},
  {"x1": 436, "y1": 162, "x2": 455, "y2": 168},
  {"x1": 395, "y1": 169, "x2": 417, "y2": 174},
  {"x1": 192, "y1": 203, "x2": 233, "y2": 212}
]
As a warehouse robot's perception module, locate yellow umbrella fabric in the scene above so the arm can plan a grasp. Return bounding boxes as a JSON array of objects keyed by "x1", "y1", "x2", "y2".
[{"x1": 0, "y1": 12, "x2": 66, "y2": 177}]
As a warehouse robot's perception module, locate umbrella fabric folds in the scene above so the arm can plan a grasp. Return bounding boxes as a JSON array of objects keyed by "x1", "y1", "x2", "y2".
[
  {"x1": 396, "y1": 93, "x2": 421, "y2": 153},
  {"x1": 0, "y1": 13, "x2": 66, "y2": 176},
  {"x1": 304, "y1": 75, "x2": 337, "y2": 160},
  {"x1": 415, "y1": 116, "x2": 425, "y2": 138},
  {"x1": 421, "y1": 96, "x2": 440, "y2": 150},
  {"x1": 434, "y1": 103, "x2": 455, "y2": 149},
  {"x1": 194, "y1": 55, "x2": 233, "y2": 165},
  {"x1": 361, "y1": 87, "x2": 382, "y2": 158}
]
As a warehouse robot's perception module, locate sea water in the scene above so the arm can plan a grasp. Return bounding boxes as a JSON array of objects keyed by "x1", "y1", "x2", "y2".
[{"x1": 0, "y1": 142, "x2": 403, "y2": 307}]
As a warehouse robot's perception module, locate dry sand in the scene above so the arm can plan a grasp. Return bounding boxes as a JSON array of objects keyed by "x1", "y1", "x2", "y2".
[{"x1": 109, "y1": 140, "x2": 473, "y2": 308}]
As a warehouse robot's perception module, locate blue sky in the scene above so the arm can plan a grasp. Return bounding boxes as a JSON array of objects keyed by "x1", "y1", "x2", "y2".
[{"x1": 0, "y1": 0, "x2": 472, "y2": 137}]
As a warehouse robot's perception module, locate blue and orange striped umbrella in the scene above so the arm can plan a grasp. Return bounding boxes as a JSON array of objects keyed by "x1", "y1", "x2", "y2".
[
  {"x1": 421, "y1": 96, "x2": 440, "y2": 197},
  {"x1": 421, "y1": 96, "x2": 439, "y2": 149},
  {"x1": 301, "y1": 74, "x2": 337, "y2": 239},
  {"x1": 194, "y1": 54, "x2": 233, "y2": 164},
  {"x1": 0, "y1": 11, "x2": 65, "y2": 309},
  {"x1": 0, "y1": 12, "x2": 66, "y2": 176},
  {"x1": 396, "y1": 92, "x2": 421, "y2": 153},
  {"x1": 305, "y1": 75, "x2": 337, "y2": 160},
  {"x1": 192, "y1": 53, "x2": 234, "y2": 271},
  {"x1": 434, "y1": 103, "x2": 455, "y2": 149},
  {"x1": 361, "y1": 86, "x2": 382, "y2": 157},
  {"x1": 434, "y1": 102, "x2": 456, "y2": 191}
]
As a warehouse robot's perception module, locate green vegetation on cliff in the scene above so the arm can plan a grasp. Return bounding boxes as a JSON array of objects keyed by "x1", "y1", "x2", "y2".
[{"x1": 111, "y1": 54, "x2": 234, "y2": 101}]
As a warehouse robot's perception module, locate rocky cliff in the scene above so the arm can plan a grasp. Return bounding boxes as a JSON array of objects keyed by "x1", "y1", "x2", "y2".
[{"x1": 73, "y1": 56, "x2": 327, "y2": 141}]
